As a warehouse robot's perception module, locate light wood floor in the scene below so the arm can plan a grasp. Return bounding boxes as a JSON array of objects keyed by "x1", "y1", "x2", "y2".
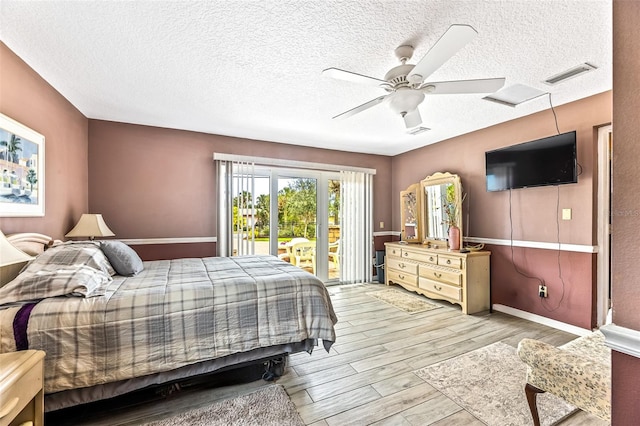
[{"x1": 47, "y1": 283, "x2": 609, "y2": 425}]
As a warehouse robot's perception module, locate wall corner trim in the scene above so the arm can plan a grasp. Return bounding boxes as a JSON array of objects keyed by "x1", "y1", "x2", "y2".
[
  {"x1": 492, "y1": 304, "x2": 592, "y2": 336},
  {"x1": 601, "y1": 323, "x2": 640, "y2": 359}
]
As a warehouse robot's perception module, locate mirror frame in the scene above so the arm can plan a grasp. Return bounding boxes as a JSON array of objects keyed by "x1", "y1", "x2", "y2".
[
  {"x1": 419, "y1": 172, "x2": 463, "y2": 249},
  {"x1": 400, "y1": 183, "x2": 421, "y2": 242}
]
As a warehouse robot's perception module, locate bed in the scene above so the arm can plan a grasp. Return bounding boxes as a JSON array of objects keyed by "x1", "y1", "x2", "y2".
[{"x1": 0, "y1": 235, "x2": 337, "y2": 411}]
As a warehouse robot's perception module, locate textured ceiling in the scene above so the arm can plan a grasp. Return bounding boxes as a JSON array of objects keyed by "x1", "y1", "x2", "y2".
[{"x1": 0, "y1": 1, "x2": 611, "y2": 156}]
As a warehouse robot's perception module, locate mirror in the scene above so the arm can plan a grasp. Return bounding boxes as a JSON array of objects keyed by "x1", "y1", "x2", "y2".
[
  {"x1": 420, "y1": 172, "x2": 463, "y2": 249},
  {"x1": 400, "y1": 183, "x2": 421, "y2": 242}
]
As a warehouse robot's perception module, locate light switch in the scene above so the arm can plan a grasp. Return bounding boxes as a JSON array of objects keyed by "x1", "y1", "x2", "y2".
[
  {"x1": 379, "y1": 221, "x2": 384, "y2": 229},
  {"x1": 562, "y1": 208, "x2": 572, "y2": 220}
]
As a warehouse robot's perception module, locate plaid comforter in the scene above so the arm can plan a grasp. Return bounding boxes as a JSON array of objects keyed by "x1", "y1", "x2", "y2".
[{"x1": 0, "y1": 255, "x2": 337, "y2": 393}]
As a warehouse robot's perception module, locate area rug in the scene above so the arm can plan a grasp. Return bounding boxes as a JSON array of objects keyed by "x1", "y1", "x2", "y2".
[
  {"x1": 367, "y1": 288, "x2": 441, "y2": 313},
  {"x1": 414, "y1": 342, "x2": 578, "y2": 426},
  {"x1": 144, "y1": 385, "x2": 304, "y2": 426}
]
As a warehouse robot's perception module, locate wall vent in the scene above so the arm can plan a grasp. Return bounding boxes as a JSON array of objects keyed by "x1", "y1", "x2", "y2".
[{"x1": 544, "y1": 63, "x2": 597, "y2": 85}]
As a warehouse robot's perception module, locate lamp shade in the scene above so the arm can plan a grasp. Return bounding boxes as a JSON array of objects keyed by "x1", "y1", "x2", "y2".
[
  {"x1": 0, "y1": 229, "x2": 34, "y2": 267},
  {"x1": 65, "y1": 214, "x2": 115, "y2": 239}
]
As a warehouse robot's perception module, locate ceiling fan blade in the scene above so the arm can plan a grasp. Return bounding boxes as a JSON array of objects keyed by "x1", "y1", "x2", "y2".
[
  {"x1": 322, "y1": 68, "x2": 387, "y2": 87},
  {"x1": 423, "y1": 77, "x2": 506, "y2": 94},
  {"x1": 407, "y1": 24, "x2": 478, "y2": 85},
  {"x1": 403, "y1": 109, "x2": 422, "y2": 128},
  {"x1": 332, "y1": 96, "x2": 387, "y2": 120}
]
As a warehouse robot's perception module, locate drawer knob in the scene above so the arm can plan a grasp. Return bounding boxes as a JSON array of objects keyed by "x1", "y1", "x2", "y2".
[
  {"x1": 429, "y1": 256, "x2": 434, "y2": 261},
  {"x1": 434, "y1": 272, "x2": 442, "y2": 278},
  {"x1": 446, "y1": 259, "x2": 451, "y2": 264},
  {"x1": 403, "y1": 252, "x2": 409, "y2": 257},
  {"x1": 434, "y1": 284, "x2": 442, "y2": 291},
  {"x1": 0, "y1": 397, "x2": 19, "y2": 419},
  {"x1": 399, "y1": 263, "x2": 405, "y2": 269},
  {"x1": 399, "y1": 274, "x2": 405, "y2": 279}
]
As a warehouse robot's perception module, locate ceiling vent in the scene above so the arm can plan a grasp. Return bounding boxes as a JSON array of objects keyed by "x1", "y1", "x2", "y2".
[
  {"x1": 407, "y1": 126, "x2": 430, "y2": 135},
  {"x1": 483, "y1": 84, "x2": 547, "y2": 107},
  {"x1": 543, "y1": 63, "x2": 597, "y2": 85}
]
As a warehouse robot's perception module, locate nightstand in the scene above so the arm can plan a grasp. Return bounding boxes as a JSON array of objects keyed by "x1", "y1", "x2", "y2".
[{"x1": 0, "y1": 350, "x2": 45, "y2": 426}]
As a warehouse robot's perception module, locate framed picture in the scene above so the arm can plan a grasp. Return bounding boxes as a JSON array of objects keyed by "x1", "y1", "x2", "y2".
[{"x1": 0, "y1": 113, "x2": 45, "y2": 217}]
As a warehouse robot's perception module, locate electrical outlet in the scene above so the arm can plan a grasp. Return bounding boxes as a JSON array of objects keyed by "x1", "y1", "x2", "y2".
[{"x1": 538, "y1": 285, "x2": 548, "y2": 298}]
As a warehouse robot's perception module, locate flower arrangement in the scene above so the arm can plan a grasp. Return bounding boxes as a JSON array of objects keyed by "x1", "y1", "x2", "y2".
[{"x1": 442, "y1": 185, "x2": 466, "y2": 229}]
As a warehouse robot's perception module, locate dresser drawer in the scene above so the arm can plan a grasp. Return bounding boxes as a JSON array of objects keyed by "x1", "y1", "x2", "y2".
[
  {"x1": 419, "y1": 264, "x2": 462, "y2": 286},
  {"x1": 419, "y1": 277, "x2": 462, "y2": 302},
  {"x1": 401, "y1": 249, "x2": 438, "y2": 265},
  {"x1": 387, "y1": 257, "x2": 418, "y2": 275},
  {"x1": 437, "y1": 254, "x2": 462, "y2": 269},
  {"x1": 386, "y1": 246, "x2": 402, "y2": 257},
  {"x1": 387, "y1": 269, "x2": 418, "y2": 287}
]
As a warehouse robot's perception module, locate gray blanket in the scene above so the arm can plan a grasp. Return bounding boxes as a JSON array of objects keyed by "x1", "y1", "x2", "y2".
[{"x1": 0, "y1": 255, "x2": 337, "y2": 393}]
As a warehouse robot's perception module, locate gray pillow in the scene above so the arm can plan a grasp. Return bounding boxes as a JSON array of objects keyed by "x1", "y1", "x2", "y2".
[{"x1": 99, "y1": 241, "x2": 144, "y2": 276}]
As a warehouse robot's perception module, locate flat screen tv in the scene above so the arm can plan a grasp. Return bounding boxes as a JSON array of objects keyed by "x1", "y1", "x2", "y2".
[{"x1": 485, "y1": 131, "x2": 577, "y2": 192}]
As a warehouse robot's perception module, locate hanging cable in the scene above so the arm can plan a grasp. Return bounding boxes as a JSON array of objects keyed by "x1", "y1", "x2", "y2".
[
  {"x1": 541, "y1": 186, "x2": 567, "y2": 312},
  {"x1": 548, "y1": 93, "x2": 583, "y2": 176},
  {"x1": 509, "y1": 189, "x2": 544, "y2": 287}
]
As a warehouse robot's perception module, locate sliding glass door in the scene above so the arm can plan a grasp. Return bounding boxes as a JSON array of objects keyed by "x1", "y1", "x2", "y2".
[
  {"x1": 216, "y1": 154, "x2": 371, "y2": 284},
  {"x1": 229, "y1": 166, "x2": 339, "y2": 282}
]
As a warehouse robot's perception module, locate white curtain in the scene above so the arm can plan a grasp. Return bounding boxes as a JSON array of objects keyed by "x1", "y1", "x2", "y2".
[
  {"x1": 340, "y1": 170, "x2": 373, "y2": 283},
  {"x1": 216, "y1": 159, "x2": 256, "y2": 257}
]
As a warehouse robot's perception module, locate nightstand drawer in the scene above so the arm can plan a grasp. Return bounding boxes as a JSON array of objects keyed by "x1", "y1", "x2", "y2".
[{"x1": 0, "y1": 350, "x2": 45, "y2": 426}]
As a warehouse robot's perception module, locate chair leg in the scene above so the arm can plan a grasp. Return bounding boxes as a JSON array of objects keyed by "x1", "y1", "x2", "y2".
[{"x1": 525, "y1": 383, "x2": 545, "y2": 426}]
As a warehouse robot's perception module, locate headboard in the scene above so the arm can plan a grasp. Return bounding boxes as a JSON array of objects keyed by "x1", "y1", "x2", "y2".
[{"x1": 0, "y1": 233, "x2": 60, "y2": 287}]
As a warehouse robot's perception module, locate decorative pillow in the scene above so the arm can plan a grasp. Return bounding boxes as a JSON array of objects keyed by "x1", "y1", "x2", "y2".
[
  {"x1": 0, "y1": 265, "x2": 112, "y2": 306},
  {"x1": 99, "y1": 240, "x2": 144, "y2": 276},
  {"x1": 21, "y1": 241, "x2": 116, "y2": 276}
]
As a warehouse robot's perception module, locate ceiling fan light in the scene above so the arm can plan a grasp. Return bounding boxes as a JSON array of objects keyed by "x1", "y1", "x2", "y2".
[{"x1": 386, "y1": 89, "x2": 425, "y2": 115}]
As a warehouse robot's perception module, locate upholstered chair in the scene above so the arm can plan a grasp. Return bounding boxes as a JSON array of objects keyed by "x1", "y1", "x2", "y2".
[{"x1": 517, "y1": 330, "x2": 611, "y2": 425}]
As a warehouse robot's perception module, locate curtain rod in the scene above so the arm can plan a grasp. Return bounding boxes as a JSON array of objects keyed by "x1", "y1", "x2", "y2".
[{"x1": 213, "y1": 153, "x2": 377, "y2": 175}]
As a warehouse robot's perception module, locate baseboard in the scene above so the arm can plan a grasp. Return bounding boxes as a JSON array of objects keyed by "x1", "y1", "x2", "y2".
[
  {"x1": 600, "y1": 323, "x2": 640, "y2": 358},
  {"x1": 492, "y1": 304, "x2": 592, "y2": 336}
]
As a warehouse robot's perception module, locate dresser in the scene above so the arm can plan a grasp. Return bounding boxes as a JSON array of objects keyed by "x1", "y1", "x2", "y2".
[
  {"x1": 385, "y1": 242, "x2": 490, "y2": 314},
  {"x1": 0, "y1": 350, "x2": 45, "y2": 426}
]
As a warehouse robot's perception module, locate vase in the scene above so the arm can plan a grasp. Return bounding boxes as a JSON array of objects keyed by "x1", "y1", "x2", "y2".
[{"x1": 448, "y1": 226, "x2": 461, "y2": 251}]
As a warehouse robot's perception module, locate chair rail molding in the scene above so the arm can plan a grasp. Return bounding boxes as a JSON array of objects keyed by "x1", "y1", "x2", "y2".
[
  {"x1": 121, "y1": 237, "x2": 217, "y2": 245},
  {"x1": 601, "y1": 323, "x2": 640, "y2": 359}
]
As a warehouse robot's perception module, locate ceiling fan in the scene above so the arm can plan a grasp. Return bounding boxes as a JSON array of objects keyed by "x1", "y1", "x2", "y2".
[{"x1": 323, "y1": 24, "x2": 506, "y2": 129}]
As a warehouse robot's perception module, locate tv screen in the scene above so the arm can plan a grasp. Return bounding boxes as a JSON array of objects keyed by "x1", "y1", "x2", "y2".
[{"x1": 485, "y1": 131, "x2": 577, "y2": 192}]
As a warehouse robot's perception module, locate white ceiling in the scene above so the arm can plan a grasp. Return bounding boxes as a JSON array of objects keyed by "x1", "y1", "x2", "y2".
[{"x1": 0, "y1": 1, "x2": 611, "y2": 156}]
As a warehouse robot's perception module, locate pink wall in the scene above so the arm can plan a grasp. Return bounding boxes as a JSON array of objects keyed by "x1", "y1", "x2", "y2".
[
  {"x1": 88, "y1": 120, "x2": 392, "y2": 258},
  {"x1": 0, "y1": 43, "x2": 88, "y2": 239},
  {"x1": 611, "y1": 0, "x2": 640, "y2": 422},
  {"x1": 392, "y1": 92, "x2": 611, "y2": 329}
]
